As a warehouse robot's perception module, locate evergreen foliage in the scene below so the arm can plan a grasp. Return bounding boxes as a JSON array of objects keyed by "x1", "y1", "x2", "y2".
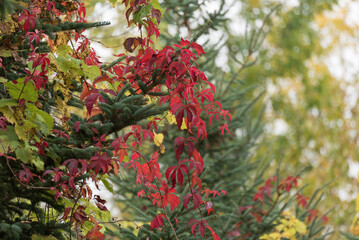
[{"x1": 107, "y1": 0, "x2": 330, "y2": 239}]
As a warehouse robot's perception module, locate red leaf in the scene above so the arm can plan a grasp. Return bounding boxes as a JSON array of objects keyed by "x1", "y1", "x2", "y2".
[
  {"x1": 307, "y1": 209, "x2": 318, "y2": 222},
  {"x1": 174, "y1": 136, "x2": 184, "y2": 161},
  {"x1": 150, "y1": 214, "x2": 166, "y2": 229},
  {"x1": 180, "y1": 38, "x2": 190, "y2": 47},
  {"x1": 137, "y1": 190, "x2": 145, "y2": 198},
  {"x1": 93, "y1": 75, "x2": 113, "y2": 87},
  {"x1": 176, "y1": 109, "x2": 184, "y2": 130},
  {"x1": 322, "y1": 215, "x2": 328, "y2": 223},
  {"x1": 74, "y1": 121, "x2": 81, "y2": 132},
  {"x1": 165, "y1": 162, "x2": 188, "y2": 188},
  {"x1": 250, "y1": 211, "x2": 262, "y2": 223},
  {"x1": 0, "y1": 116, "x2": 7, "y2": 131},
  {"x1": 63, "y1": 207, "x2": 72, "y2": 220},
  {"x1": 183, "y1": 190, "x2": 202, "y2": 210},
  {"x1": 190, "y1": 42, "x2": 205, "y2": 55},
  {"x1": 19, "y1": 164, "x2": 33, "y2": 184},
  {"x1": 19, "y1": 98, "x2": 26, "y2": 107},
  {"x1": 296, "y1": 193, "x2": 308, "y2": 208},
  {"x1": 80, "y1": 82, "x2": 91, "y2": 102},
  {"x1": 94, "y1": 195, "x2": 108, "y2": 211},
  {"x1": 124, "y1": 37, "x2": 135, "y2": 52},
  {"x1": 19, "y1": 9, "x2": 37, "y2": 32},
  {"x1": 69, "y1": 176, "x2": 75, "y2": 189},
  {"x1": 85, "y1": 92, "x2": 100, "y2": 115},
  {"x1": 63, "y1": 158, "x2": 79, "y2": 175},
  {"x1": 212, "y1": 232, "x2": 221, "y2": 240},
  {"x1": 187, "y1": 219, "x2": 208, "y2": 238},
  {"x1": 89, "y1": 152, "x2": 111, "y2": 175},
  {"x1": 168, "y1": 193, "x2": 179, "y2": 213}
]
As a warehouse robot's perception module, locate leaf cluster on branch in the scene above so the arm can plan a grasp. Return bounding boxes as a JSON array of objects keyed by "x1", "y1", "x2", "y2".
[{"x1": 0, "y1": 0, "x2": 331, "y2": 239}]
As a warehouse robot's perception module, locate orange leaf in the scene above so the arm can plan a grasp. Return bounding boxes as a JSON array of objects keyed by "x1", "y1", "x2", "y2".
[{"x1": 80, "y1": 82, "x2": 91, "y2": 102}]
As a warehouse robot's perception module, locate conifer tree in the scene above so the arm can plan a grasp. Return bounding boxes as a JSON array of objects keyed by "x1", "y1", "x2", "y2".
[
  {"x1": 107, "y1": 1, "x2": 331, "y2": 239},
  {"x1": 0, "y1": 0, "x2": 231, "y2": 239}
]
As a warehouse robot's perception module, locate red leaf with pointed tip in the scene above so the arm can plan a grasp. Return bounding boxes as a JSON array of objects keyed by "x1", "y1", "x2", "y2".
[
  {"x1": 19, "y1": 9, "x2": 37, "y2": 32},
  {"x1": 165, "y1": 162, "x2": 188, "y2": 188},
  {"x1": 89, "y1": 152, "x2": 111, "y2": 175},
  {"x1": 85, "y1": 92, "x2": 100, "y2": 115},
  {"x1": 69, "y1": 176, "x2": 75, "y2": 189},
  {"x1": 187, "y1": 219, "x2": 208, "y2": 238},
  {"x1": 192, "y1": 149, "x2": 204, "y2": 165},
  {"x1": 137, "y1": 190, "x2": 145, "y2": 198},
  {"x1": 190, "y1": 42, "x2": 205, "y2": 55},
  {"x1": 63, "y1": 158, "x2": 79, "y2": 175},
  {"x1": 183, "y1": 193, "x2": 191, "y2": 210},
  {"x1": 174, "y1": 136, "x2": 184, "y2": 161},
  {"x1": 296, "y1": 193, "x2": 308, "y2": 208},
  {"x1": 183, "y1": 191, "x2": 202, "y2": 210},
  {"x1": 150, "y1": 214, "x2": 166, "y2": 229},
  {"x1": 180, "y1": 38, "x2": 190, "y2": 47},
  {"x1": 176, "y1": 109, "x2": 184, "y2": 130}
]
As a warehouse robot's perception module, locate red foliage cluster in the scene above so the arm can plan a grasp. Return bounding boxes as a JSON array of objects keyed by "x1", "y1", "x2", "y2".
[
  {"x1": 6, "y1": 0, "x2": 232, "y2": 239},
  {"x1": 3, "y1": 1, "x2": 328, "y2": 239}
]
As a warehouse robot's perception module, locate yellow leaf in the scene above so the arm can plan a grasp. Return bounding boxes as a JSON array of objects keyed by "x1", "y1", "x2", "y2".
[
  {"x1": 351, "y1": 214, "x2": 359, "y2": 236},
  {"x1": 275, "y1": 223, "x2": 285, "y2": 232},
  {"x1": 160, "y1": 144, "x2": 166, "y2": 154},
  {"x1": 295, "y1": 220, "x2": 307, "y2": 234},
  {"x1": 180, "y1": 119, "x2": 187, "y2": 130},
  {"x1": 165, "y1": 111, "x2": 176, "y2": 125},
  {"x1": 259, "y1": 234, "x2": 270, "y2": 240},
  {"x1": 268, "y1": 232, "x2": 281, "y2": 239},
  {"x1": 153, "y1": 131, "x2": 164, "y2": 146},
  {"x1": 283, "y1": 227, "x2": 296, "y2": 237},
  {"x1": 356, "y1": 193, "x2": 359, "y2": 212}
]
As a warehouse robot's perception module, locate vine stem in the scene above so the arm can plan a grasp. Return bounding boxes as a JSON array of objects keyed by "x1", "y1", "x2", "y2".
[{"x1": 69, "y1": 180, "x2": 86, "y2": 240}]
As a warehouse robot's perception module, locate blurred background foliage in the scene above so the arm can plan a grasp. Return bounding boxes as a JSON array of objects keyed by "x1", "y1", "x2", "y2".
[{"x1": 84, "y1": 0, "x2": 359, "y2": 239}]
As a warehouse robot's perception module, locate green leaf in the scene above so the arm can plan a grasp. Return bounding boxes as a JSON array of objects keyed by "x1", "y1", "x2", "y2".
[
  {"x1": 14, "y1": 119, "x2": 37, "y2": 141},
  {"x1": 4, "y1": 78, "x2": 38, "y2": 102},
  {"x1": 0, "y1": 49, "x2": 12, "y2": 57},
  {"x1": 31, "y1": 156, "x2": 45, "y2": 171},
  {"x1": 101, "y1": 178, "x2": 114, "y2": 193},
  {"x1": 108, "y1": 0, "x2": 119, "y2": 7},
  {"x1": 151, "y1": 0, "x2": 164, "y2": 15},
  {"x1": 83, "y1": 64, "x2": 101, "y2": 81},
  {"x1": 54, "y1": 56, "x2": 74, "y2": 72},
  {"x1": 31, "y1": 234, "x2": 58, "y2": 240},
  {"x1": 0, "y1": 99, "x2": 18, "y2": 107},
  {"x1": 133, "y1": 4, "x2": 152, "y2": 23},
  {"x1": 0, "y1": 126, "x2": 21, "y2": 153},
  {"x1": 27, "y1": 103, "x2": 54, "y2": 134},
  {"x1": 56, "y1": 44, "x2": 72, "y2": 57},
  {"x1": 15, "y1": 147, "x2": 31, "y2": 163}
]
